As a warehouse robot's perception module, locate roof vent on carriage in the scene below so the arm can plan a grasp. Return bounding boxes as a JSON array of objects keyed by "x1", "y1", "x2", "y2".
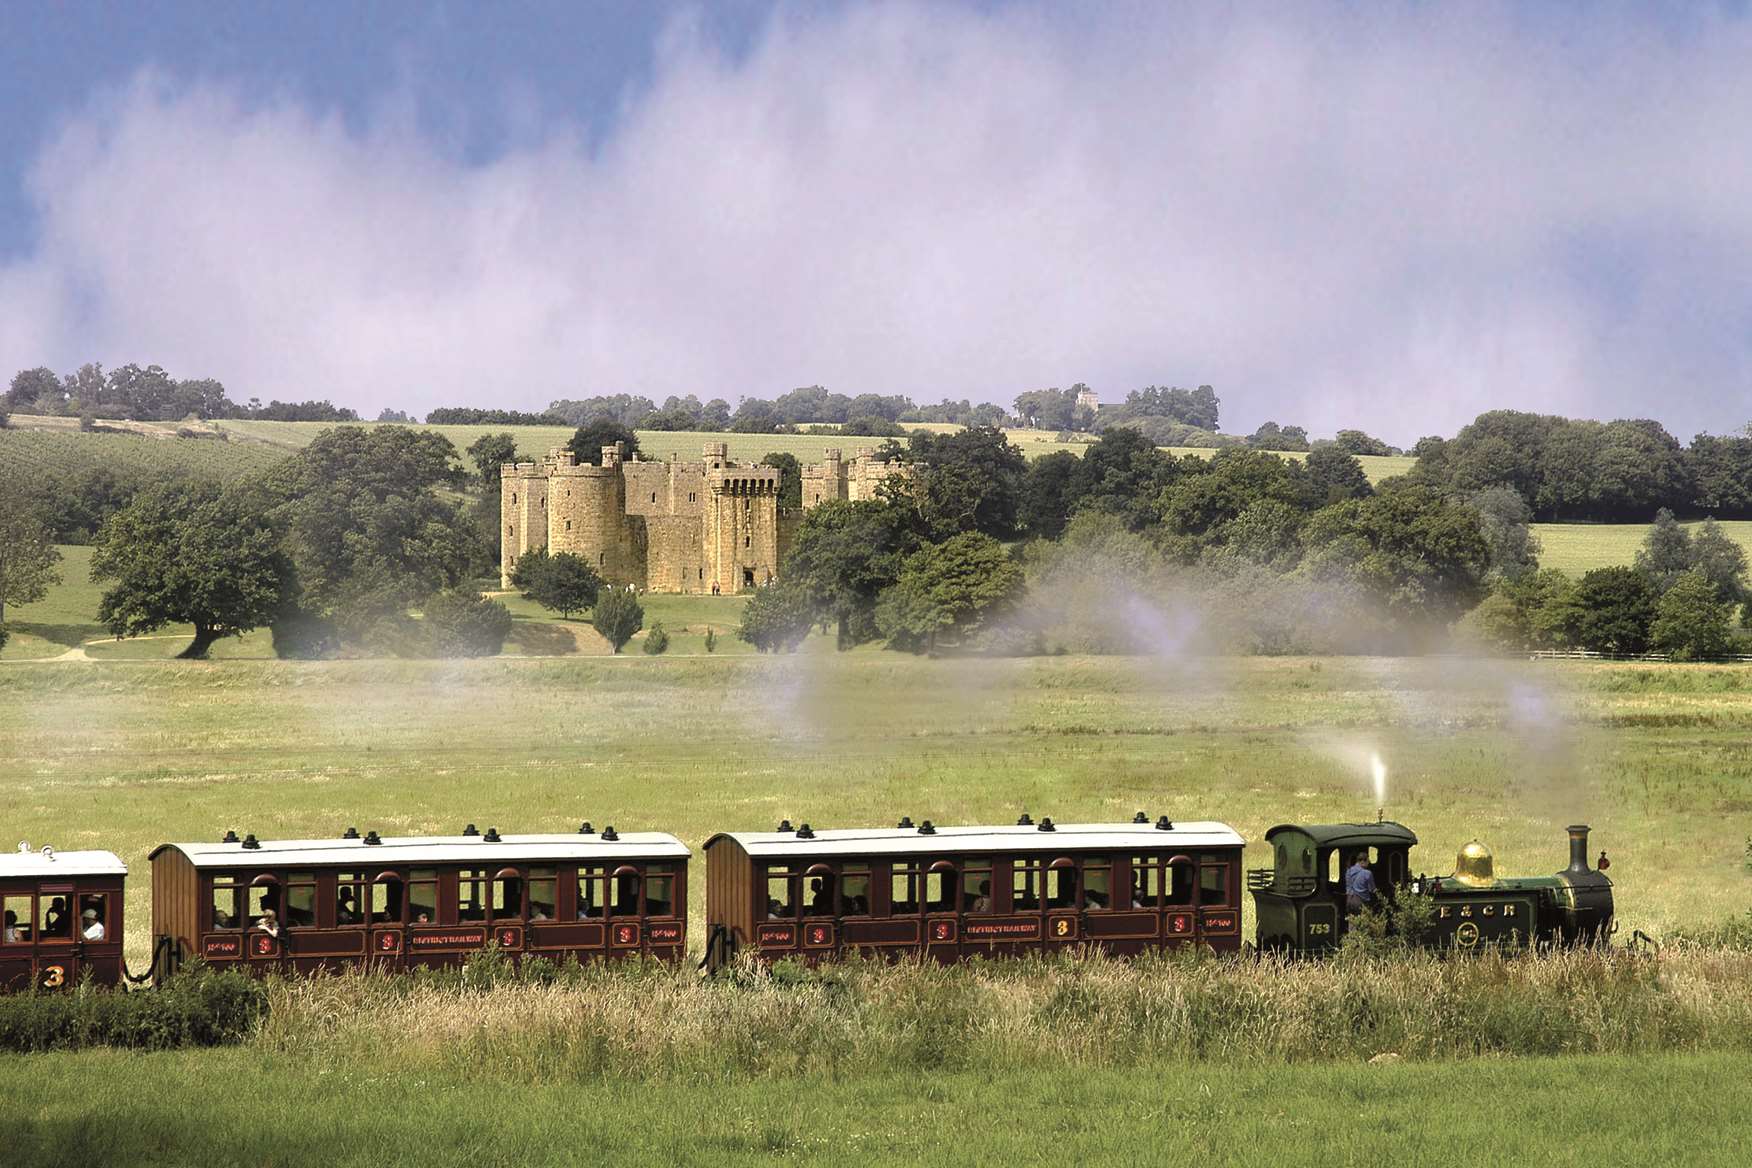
[
  {"x1": 342, "y1": 826, "x2": 360, "y2": 840},
  {"x1": 462, "y1": 823, "x2": 480, "y2": 837},
  {"x1": 601, "y1": 825, "x2": 619, "y2": 841},
  {"x1": 1037, "y1": 817, "x2": 1056, "y2": 832},
  {"x1": 778, "y1": 819, "x2": 794, "y2": 833},
  {"x1": 221, "y1": 829, "x2": 240, "y2": 844},
  {"x1": 1155, "y1": 816, "x2": 1173, "y2": 831},
  {"x1": 1017, "y1": 813, "x2": 1033, "y2": 826},
  {"x1": 796, "y1": 823, "x2": 815, "y2": 839},
  {"x1": 578, "y1": 821, "x2": 594, "y2": 835},
  {"x1": 897, "y1": 816, "x2": 914, "y2": 830},
  {"x1": 1133, "y1": 811, "x2": 1149, "y2": 824},
  {"x1": 363, "y1": 830, "x2": 382, "y2": 845},
  {"x1": 483, "y1": 827, "x2": 502, "y2": 842},
  {"x1": 918, "y1": 820, "x2": 937, "y2": 835},
  {"x1": 241, "y1": 834, "x2": 261, "y2": 850}
]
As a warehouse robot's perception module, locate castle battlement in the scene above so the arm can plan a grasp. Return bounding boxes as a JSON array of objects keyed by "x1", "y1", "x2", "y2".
[{"x1": 501, "y1": 441, "x2": 905, "y2": 594}]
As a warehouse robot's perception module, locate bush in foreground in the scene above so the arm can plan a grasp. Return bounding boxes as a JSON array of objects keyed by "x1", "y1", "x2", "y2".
[{"x1": 0, "y1": 966, "x2": 266, "y2": 1052}]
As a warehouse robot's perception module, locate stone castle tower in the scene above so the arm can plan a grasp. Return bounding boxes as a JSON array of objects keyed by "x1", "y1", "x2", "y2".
[{"x1": 501, "y1": 443, "x2": 907, "y2": 593}]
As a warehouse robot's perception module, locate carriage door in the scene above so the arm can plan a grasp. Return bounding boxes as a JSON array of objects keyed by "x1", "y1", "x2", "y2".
[
  {"x1": 1044, "y1": 858, "x2": 1080, "y2": 948},
  {"x1": 34, "y1": 884, "x2": 77, "y2": 989},
  {"x1": 924, "y1": 861, "x2": 959, "y2": 958}
]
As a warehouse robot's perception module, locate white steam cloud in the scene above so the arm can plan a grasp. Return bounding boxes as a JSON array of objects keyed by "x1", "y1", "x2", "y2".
[{"x1": 5, "y1": 3, "x2": 1752, "y2": 441}]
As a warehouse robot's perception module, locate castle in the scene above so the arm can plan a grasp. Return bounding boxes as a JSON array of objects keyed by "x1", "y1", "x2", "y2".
[{"x1": 501, "y1": 442, "x2": 906, "y2": 593}]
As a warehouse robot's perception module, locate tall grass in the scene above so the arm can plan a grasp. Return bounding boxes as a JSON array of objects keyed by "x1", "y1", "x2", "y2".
[{"x1": 252, "y1": 946, "x2": 1752, "y2": 1079}]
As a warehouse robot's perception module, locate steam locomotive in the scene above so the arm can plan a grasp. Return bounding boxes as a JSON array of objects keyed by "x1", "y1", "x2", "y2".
[
  {"x1": 0, "y1": 816, "x2": 1613, "y2": 990},
  {"x1": 1249, "y1": 821, "x2": 1615, "y2": 954}
]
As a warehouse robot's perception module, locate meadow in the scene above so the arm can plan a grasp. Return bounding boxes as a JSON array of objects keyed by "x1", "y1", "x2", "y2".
[{"x1": 5, "y1": 642, "x2": 1752, "y2": 1160}]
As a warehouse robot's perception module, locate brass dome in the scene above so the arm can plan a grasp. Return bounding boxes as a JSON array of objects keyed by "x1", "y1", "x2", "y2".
[{"x1": 1454, "y1": 840, "x2": 1496, "y2": 888}]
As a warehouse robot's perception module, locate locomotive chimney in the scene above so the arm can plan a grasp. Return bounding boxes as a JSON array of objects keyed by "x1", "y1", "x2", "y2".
[{"x1": 1566, "y1": 824, "x2": 1592, "y2": 874}]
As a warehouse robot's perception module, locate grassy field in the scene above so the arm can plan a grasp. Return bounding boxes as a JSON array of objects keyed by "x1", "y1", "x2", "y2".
[
  {"x1": 3, "y1": 652, "x2": 1749, "y2": 952},
  {"x1": 5, "y1": 1048, "x2": 1750, "y2": 1166},
  {"x1": 1535, "y1": 519, "x2": 1752, "y2": 577}
]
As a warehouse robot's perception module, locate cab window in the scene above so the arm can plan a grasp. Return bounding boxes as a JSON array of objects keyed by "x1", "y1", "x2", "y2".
[
  {"x1": 3, "y1": 894, "x2": 32, "y2": 943},
  {"x1": 209, "y1": 879, "x2": 242, "y2": 930},
  {"x1": 645, "y1": 865, "x2": 676, "y2": 917}
]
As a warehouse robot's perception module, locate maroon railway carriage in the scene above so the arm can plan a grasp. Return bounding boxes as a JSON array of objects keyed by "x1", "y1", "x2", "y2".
[
  {"x1": 1, "y1": 845, "x2": 127, "y2": 991},
  {"x1": 148, "y1": 825, "x2": 689, "y2": 977},
  {"x1": 704, "y1": 815, "x2": 1246, "y2": 966}
]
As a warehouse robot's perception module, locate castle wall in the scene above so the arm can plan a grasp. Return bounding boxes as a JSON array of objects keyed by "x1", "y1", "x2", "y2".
[
  {"x1": 500, "y1": 463, "x2": 549, "y2": 588},
  {"x1": 548, "y1": 463, "x2": 643, "y2": 588}
]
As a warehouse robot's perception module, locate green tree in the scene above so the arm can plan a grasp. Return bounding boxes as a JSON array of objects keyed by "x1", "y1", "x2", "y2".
[
  {"x1": 1634, "y1": 508, "x2": 1694, "y2": 592},
  {"x1": 1501, "y1": 568, "x2": 1584, "y2": 650},
  {"x1": 0, "y1": 483, "x2": 63, "y2": 650},
  {"x1": 1069, "y1": 427, "x2": 1183, "y2": 531},
  {"x1": 1297, "y1": 483, "x2": 1492, "y2": 635},
  {"x1": 897, "y1": 425, "x2": 1028, "y2": 539},
  {"x1": 465, "y1": 433, "x2": 519, "y2": 487},
  {"x1": 762, "y1": 452, "x2": 802, "y2": 508},
  {"x1": 1456, "y1": 592, "x2": 1531, "y2": 653},
  {"x1": 1303, "y1": 447, "x2": 1372, "y2": 505},
  {"x1": 737, "y1": 580, "x2": 816, "y2": 653},
  {"x1": 1330, "y1": 429, "x2": 1395, "y2": 456},
  {"x1": 783, "y1": 500, "x2": 921, "y2": 647},
  {"x1": 592, "y1": 587, "x2": 644, "y2": 652},
  {"x1": 1467, "y1": 486, "x2": 1542, "y2": 582},
  {"x1": 642, "y1": 620, "x2": 670, "y2": 655},
  {"x1": 517, "y1": 550, "x2": 601, "y2": 619},
  {"x1": 422, "y1": 591, "x2": 513, "y2": 657},
  {"x1": 875, "y1": 533, "x2": 1026, "y2": 653},
  {"x1": 565, "y1": 418, "x2": 641, "y2": 465},
  {"x1": 1019, "y1": 450, "x2": 1080, "y2": 539},
  {"x1": 91, "y1": 482, "x2": 288, "y2": 659},
  {"x1": 1574, "y1": 566, "x2": 1658, "y2": 655},
  {"x1": 1688, "y1": 519, "x2": 1749, "y2": 606},
  {"x1": 6, "y1": 366, "x2": 62, "y2": 413},
  {"x1": 704, "y1": 626, "x2": 717, "y2": 653},
  {"x1": 1649, "y1": 568, "x2": 1735, "y2": 661}
]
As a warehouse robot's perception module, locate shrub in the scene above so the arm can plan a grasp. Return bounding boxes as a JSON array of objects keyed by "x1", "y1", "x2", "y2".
[
  {"x1": 592, "y1": 587, "x2": 644, "y2": 652},
  {"x1": 704, "y1": 627, "x2": 717, "y2": 653},
  {"x1": 738, "y1": 580, "x2": 816, "y2": 653},
  {"x1": 269, "y1": 607, "x2": 342, "y2": 659},
  {"x1": 642, "y1": 621, "x2": 669, "y2": 655},
  {"x1": 516, "y1": 548, "x2": 601, "y2": 618},
  {"x1": 422, "y1": 591, "x2": 514, "y2": 658},
  {"x1": 0, "y1": 966, "x2": 266, "y2": 1052},
  {"x1": 1650, "y1": 567, "x2": 1736, "y2": 660}
]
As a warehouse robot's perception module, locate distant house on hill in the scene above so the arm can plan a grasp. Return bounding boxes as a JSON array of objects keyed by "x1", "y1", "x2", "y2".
[{"x1": 1075, "y1": 386, "x2": 1099, "y2": 411}]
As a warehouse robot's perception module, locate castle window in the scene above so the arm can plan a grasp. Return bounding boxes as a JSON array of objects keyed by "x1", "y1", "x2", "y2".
[
  {"x1": 744, "y1": 533, "x2": 751, "y2": 548},
  {"x1": 599, "y1": 553, "x2": 605, "y2": 566},
  {"x1": 511, "y1": 493, "x2": 518, "y2": 504},
  {"x1": 565, "y1": 520, "x2": 571, "y2": 531},
  {"x1": 688, "y1": 492, "x2": 695, "y2": 503},
  {"x1": 651, "y1": 492, "x2": 657, "y2": 503},
  {"x1": 507, "y1": 525, "x2": 515, "y2": 536}
]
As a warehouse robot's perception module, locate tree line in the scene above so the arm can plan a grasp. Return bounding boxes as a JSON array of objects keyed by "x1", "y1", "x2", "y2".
[{"x1": 6, "y1": 364, "x2": 357, "y2": 425}]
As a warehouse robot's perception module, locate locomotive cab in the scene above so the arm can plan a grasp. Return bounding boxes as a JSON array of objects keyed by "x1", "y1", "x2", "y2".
[{"x1": 1247, "y1": 822, "x2": 1418, "y2": 954}]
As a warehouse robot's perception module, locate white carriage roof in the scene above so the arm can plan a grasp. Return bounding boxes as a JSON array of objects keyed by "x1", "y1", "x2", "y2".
[
  {"x1": 705, "y1": 820, "x2": 1245, "y2": 858},
  {"x1": 0, "y1": 848, "x2": 128, "y2": 879},
  {"x1": 149, "y1": 832, "x2": 689, "y2": 869}
]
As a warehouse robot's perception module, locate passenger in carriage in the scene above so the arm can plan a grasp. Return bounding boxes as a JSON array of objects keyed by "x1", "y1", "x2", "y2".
[
  {"x1": 336, "y1": 889, "x2": 362, "y2": 926},
  {"x1": 43, "y1": 897, "x2": 70, "y2": 938},
  {"x1": 3, "y1": 909, "x2": 18, "y2": 943},
  {"x1": 1130, "y1": 872, "x2": 1148, "y2": 909},
  {"x1": 255, "y1": 909, "x2": 281, "y2": 937},
  {"x1": 807, "y1": 878, "x2": 832, "y2": 914},
  {"x1": 80, "y1": 907, "x2": 105, "y2": 942},
  {"x1": 969, "y1": 880, "x2": 992, "y2": 913}
]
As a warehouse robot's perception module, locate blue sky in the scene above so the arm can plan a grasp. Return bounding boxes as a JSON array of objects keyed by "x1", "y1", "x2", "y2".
[{"x1": 1, "y1": 2, "x2": 1749, "y2": 441}]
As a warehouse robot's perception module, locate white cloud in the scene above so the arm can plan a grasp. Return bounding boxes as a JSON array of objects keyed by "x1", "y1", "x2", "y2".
[{"x1": 4, "y1": 2, "x2": 1752, "y2": 441}]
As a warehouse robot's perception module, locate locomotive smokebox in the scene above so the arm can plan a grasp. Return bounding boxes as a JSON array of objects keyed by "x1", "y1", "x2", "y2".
[{"x1": 1565, "y1": 824, "x2": 1592, "y2": 875}]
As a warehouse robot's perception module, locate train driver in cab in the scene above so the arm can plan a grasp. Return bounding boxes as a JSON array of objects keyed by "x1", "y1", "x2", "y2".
[{"x1": 1344, "y1": 852, "x2": 1377, "y2": 915}]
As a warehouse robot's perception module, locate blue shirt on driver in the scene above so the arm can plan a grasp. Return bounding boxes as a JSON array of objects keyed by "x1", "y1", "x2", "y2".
[{"x1": 1344, "y1": 862, "x2": 1377, "y2": 903}]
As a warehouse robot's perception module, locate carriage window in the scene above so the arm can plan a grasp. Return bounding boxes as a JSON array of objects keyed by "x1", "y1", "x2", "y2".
[
  {"x1": 1128, "y1": 857, "x2": 1160, "y2": 908},
  {"x1": 458, "y1": 869, "x2": 487, "y2": 923},
  {"x1": 801, "y1": 870, "x2": 833, "y2": 917},
  {"x1": 491, "y1": 874, "x2": 523, "y2": 920},
  {"x1": 963, "y1": 866, "x2": 993, "y2": 913},
  {"x1": 3, "y1": 895, "x2": 33, "y2": 943},
  {"x1": 840, "y1": 873, "x2": 871, "y2": 916},
  {"x1": 577, "y1": 865, "x2": 605, "y2": 919},
  {"x1": 248, "y1": 884, "x2": 281, "y2": 928},
  {"x1": 528, "y1": 867, "x2": 557, "y2": 921},
  {"x1": 645, "y1": 866, "x2": 676, "y2": 917},
  {"x1": 890, "y1": 869, "x2": 921, "y2": 915},
  {"x1": 765, "y1": 868, "x2": 796, "y2": 919},
  {"x1": 1046, "y1": 864, "x2": 1078, "y2": 910},
  {"x1": 1083, "y1": 858, "x2": 1111, "y2": 911},
  {"x1": 36, "y1": 894, "x2": 72, "y2": 941},
  {"x1": 409, "y1": 869, "x2": 438, "y2": 924},
  {"x1": 336, "y1": 873, "x2": 365, "y2": 926},
  {"x1": 1167, "y1": 861, "x2": 1194, "y2": 906},
  {"x1": 371, "y1": 876, "x2": 404, "y2": 923},
  {"x1": 925, "y1": 867, "x2": 957, "y2": 913},
  {"x1": 283, "y1": 873, "x2": 316, "y2": 928},
  {"x1": 79, "y1": 895, "x2": 109, "y2": 941},
  {"x1": 1012, "y1": 862, "x2": 1041, "y2": 910},
  {"x1": 611, "y1": 869, "x2": 641, "y2": 916},
  {"x1": 1200, "y1": 864, "x2": 1229, "y2": 906},
  {"x1": 210, "y1": 879, "x2": 242, "y2": 930}
]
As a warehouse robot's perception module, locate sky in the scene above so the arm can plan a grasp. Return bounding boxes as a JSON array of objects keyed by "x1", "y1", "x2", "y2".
[{"x1": 1, "y1": 1, "x2": 1750, "y2": 443}]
